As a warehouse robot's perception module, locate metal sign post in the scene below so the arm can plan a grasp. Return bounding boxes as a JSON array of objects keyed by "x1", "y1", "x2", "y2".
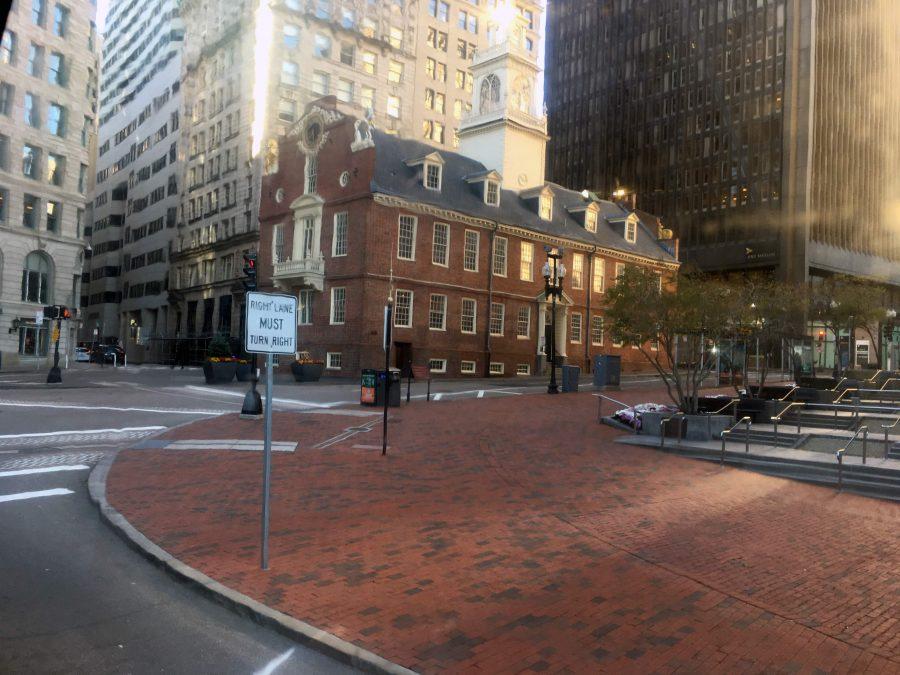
[
  {"x1": 382, "y1": 299, "x2": 393, "y2": 456},
  {"x1": 244, "y1": 292, "x2": 298, "y2": 571}
]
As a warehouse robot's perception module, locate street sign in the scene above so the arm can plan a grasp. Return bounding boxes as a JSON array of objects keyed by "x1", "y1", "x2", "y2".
[{"x1": 244, "y1": 292, "x2": 297, "y2": 355}]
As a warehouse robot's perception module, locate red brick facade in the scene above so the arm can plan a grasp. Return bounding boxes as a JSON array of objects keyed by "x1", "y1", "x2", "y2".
[{"x1": 259, "y1": 102, "x2": 679, "y2": 377}]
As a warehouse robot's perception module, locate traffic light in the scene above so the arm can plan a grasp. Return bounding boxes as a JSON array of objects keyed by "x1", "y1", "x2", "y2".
[
  {"x1": 242, "y1": 252, "x2": 257, "y2": 292},
  {"x1": 43, "y1": 305, "x2": 72, "y2": 320}
]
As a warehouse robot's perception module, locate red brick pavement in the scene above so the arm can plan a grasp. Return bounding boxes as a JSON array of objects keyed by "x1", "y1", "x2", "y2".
[{"x1": 107, "y1": 388, "x2": 900, "y2": 674}]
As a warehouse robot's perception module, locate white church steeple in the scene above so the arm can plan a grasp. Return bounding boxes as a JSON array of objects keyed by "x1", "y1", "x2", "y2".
[{"x1": 458, "y1": 3, "x2": 548, "y2": 191}]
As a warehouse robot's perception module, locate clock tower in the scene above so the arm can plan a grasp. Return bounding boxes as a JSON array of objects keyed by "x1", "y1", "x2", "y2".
[{"x1": 458, "y1": 8, "x2": 548, "y2": 191}]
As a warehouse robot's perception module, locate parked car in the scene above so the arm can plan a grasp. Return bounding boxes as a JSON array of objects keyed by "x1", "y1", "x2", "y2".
[
  {"x1": 74, "y1": 347, "x2": 91, "y2": 362},
  {"x1": 91, "y1": 344, "x2": 125, "y2": 365}
]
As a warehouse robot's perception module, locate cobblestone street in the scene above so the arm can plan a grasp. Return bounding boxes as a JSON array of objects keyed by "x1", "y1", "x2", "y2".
[{"x1": 108, "y1": 389, "x2": 900, "y2": 673}]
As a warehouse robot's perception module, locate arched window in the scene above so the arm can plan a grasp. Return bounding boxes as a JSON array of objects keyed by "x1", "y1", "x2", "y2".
[
  {"x1": 21, "y1": 251, "x2": 52, "y2": 304},
  {"x1": 479, "y1": 73, "x2": 501, "y2": 114}
]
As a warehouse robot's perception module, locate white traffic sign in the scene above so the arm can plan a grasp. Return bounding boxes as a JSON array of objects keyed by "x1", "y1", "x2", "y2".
[{"x1": 244, "y1": 292, "x2": 298, "y2": 354}]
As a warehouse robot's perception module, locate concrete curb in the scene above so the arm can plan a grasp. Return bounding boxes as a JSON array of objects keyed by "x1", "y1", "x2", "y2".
[{"x1": 88, "y1": 452, "x2": 417, "y2": 675}]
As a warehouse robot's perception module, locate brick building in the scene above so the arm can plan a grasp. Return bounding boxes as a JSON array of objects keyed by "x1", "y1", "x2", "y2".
[{"x1": 257, "y1": 102, "x2": 678, "y2": 378}]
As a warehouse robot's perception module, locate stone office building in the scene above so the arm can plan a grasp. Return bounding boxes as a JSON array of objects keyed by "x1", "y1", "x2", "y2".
[{"x1": 0, "y1": 0, "x2": 99, "y2": 369}]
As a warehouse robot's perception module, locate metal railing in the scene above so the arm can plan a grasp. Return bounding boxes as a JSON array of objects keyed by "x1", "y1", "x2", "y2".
[
  {"x1": 720, "y1": 416, "x2": 752, "y2": 465},
  {"x1": 883, "y1": 414, "x2": 900, "y2": 459},
  {"x1": 842, "y1": 425, "x2": 870, "y2": 465},
  {"x1": 834, "y1": 387, "x2": 858, "y2": 404},
  {"x1": 880, "y1": 377, "x2": 900, "y2": 391},
  {"x1": 771, "y1": 402, "x2": 805, "y2": 445},
  {"x1": 710, "y1": 398, "x2": 739, "y2": 419},
  {"x1": 594, "y1": 393, "x2": 638, "y2": 434},
  {"x1": 659, "y1": 414, "x2": 685, "y2": 448},
  {"x1": 777, "y1": 385, "x2": 799, "y2": 401},
  {"x1": 830, "y1": 377, "x2": 849, "y2": 392},
  {"x1": 835, "y1": 425, "x2": 870, "y2": 490}
]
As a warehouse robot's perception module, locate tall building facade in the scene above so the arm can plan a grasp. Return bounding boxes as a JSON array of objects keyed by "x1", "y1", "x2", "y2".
[
  {"x1": 168, "y1": 0, "x2": 546, "y2": 350},
  {"x1": 81, "y1": 0, "x2": 184, "y2": 357},
  {"x1": 545, "y1": 0, "x2": 900, "y2": 286},
  {"x1": 0, "y1": 0, "x2": 99, "y2": 369}
]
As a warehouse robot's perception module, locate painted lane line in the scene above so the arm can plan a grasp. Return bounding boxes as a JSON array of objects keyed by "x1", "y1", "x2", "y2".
[
  {"x1": 254, "y1": 648, "x2": 295, "y2": 675},
  {"x1": 0, "y1": 400, "x2": 227, "y2": 415},
  {"x1": 433, "y1": 393, "x2": 443, "y2": 401},
  {"x1": 0, "y1": 464, "x2": 90, "y2": 478},
  {"x1": 185, "y1": 386, "x2": 353, "y2": 408},
  {"x1": 0, "y1": 488, "x2": 74, "y2": 503},
  {"x1": 0, "y1": 426, "x2": 165, "y2": 440},
  {"x1": 477, "y1": 390, "x2": 485, "y2": 398}
]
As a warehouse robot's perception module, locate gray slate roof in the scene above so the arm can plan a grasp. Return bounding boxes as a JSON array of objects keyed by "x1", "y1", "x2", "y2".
[{"x1": 369, "y1": 129, "x2": 677, "y2": 264}]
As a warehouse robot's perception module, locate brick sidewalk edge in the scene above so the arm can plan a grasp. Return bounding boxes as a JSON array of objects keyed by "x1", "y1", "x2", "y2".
[{"x1": 88, "y1": 452, "x2": 418, "y2": 675}]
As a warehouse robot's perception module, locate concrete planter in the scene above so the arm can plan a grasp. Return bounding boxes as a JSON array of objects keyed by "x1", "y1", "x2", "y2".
[
  {"x1": 203, "y1": 361, "x2": 237, "y2": 384},
  {"x1": 290, "y1": 362, "x2": 324, "y2": 382},
  {"x1": 235, "y1": 362, "x2": 253, "y2": 382},
  {"x1": 641, "y1": 412, "x2": 732, "y2": 441}
]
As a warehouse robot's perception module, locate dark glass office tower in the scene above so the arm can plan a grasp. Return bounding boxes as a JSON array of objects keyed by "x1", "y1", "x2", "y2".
[{"x1": 545, "y1": 0, "x2": 900, "y2": 284}]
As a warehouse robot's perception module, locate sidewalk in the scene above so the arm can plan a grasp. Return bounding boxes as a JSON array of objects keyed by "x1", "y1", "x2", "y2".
[{"x1": 106, "y1": 387, "x2": 900, "y2": 673}]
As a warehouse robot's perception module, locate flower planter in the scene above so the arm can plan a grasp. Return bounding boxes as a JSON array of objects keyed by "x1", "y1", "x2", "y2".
[
  {"x1": 291, "y1": 362, "x2": 324, "y2": 382},
  {"x1": 203, "y1": 361, "x2": 237, "y2": 384},
  {"x1": 235, "y1": 362, "x2": 253, "y2": 382}
]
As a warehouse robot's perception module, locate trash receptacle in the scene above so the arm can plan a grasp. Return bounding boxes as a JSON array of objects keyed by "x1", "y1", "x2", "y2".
[
  {"x1": 375, "y1": 368, "x2": 402, "y2": 407},
  {"x1": 561, "y1": 365, "x2": 580, "y2": 392},
  {"x1": 593, "y1": 354, "x2": 621, "y2": 389},
  {"x1": 360, "y1": 368, "x2": 377, "y2": 405}
]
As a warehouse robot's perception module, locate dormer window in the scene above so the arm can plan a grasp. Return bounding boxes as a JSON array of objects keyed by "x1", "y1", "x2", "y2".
[
  {"x1": 485, "y1": 180, "x2": 499, "y2": 206},
  {"x1": 425, "y1": 162, "x2": 442, "y2": 191},
  {"x1": 625, "y1": 219, "x2": 637, "y2": 243},
  {"x1": 585, "y1": 210, "x2": 597, "y2": 232},
  {"x1": 539, "y1": 194, "x2": 552, "y2": 220}
]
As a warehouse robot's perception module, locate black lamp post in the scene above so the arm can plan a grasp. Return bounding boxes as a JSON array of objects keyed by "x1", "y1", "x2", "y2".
[{"x1": 542, "y1": 246, "x2": 566, "y2": 395}]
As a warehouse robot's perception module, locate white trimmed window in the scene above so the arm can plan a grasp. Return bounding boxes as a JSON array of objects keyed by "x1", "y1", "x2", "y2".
[
  {"x1": 615, "y1": 262, "x2": 626, "y2": 285},
  {"x1": 656, "y1": 274, "x2": 663, "y2": 293},
  {"x1": 492, "y1": 236, "x2": 507, "y2": 276},
  {"x1": 539, "y1": 194, "x2": 552, "y2": 220},
  {"x1": 299, "y1": 289, "x2": 313, "y2": 325},
  {"x1": 585, "y1": 210, "x2": 597, "y2": 232},
  {"x1": 571, "y1": 312, "x2": 582, "y2": 343},
  {"x1": 464, "y1": 229, "x2": 479, "y2": 271},
  {"x1": 591, "y1": 315, "x2": 604, "y2": 345},
  {"x1": 428, "y1": 294, "x2": 447, "y2": 330},
  {"x1": 593, "y1": 258, "x2": 605, "y2": 293},
  {"x1": 304, "y1": 154, "x2": 317, "y2": 194},
  {"x1": 460, "y1": 360, "x2": 476, "y2": 374},
  {"x1": 571, "y1": 253, "x2": 584, "y2": 289},
  {"x1": 432, "y1": 222, "x2": 449, "y2": 266},
  {"x1": 394, "y1": 289, "x2": 413, "y2": 327},
  {"x1": 273, "y1": 223, "x2": 285, "y2": 263},
  {"x1": 428, "y1": 358, "x2": 447, "y2": 373},
  {"x1": 398, "y1": 215, "x2": 417, "y2": 260},
  {"x1": 516, "y1": 306, "x2": 530, "y2": 338},
  {"x1": 485, "y1": 180, "x2": 499, "y2": 206},
  {"x1": 489, "y1": 302, "x2": 504, "y2": 336},
  {"x1": 489, "y1": 362, "x2": 505, "y2": 375},
  {"x1": 625, "y1": 219, "x2": 637, "y2": 243},
  {"x1": 332, "y1": 212, "x2": 348, "y2": 256},
  {"x1": 460, "y1": 298, "x2": 476, "y2": 334},
  {"x1": 326, "y1": 352, "x2": 342, "y2": 369},
  {"x1": 329, "y1": 287, "x2": 346, "y2": 324},
  {"x1": 520, "y1": 241, "x2": 533, "y2": 281},
  {"x1": 516, "y1": 363, "x2": 530, "y2": 376},
  {"x1": 425, "y1": 162, "x2": 441, "y2": 190}
]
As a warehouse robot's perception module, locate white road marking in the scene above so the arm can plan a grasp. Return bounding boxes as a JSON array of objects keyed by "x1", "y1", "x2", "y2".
[
  {"x1": 0, "y1": 426, "x2": 165, "y2": 440},
  {"x1": 477, "y1": 390, "x2": 485, "y2": 398},
  {"x1": 433, "y1": 393, "x2": 443, "y2": 401},
  {"x1": 163, "y1": 440, "x2": 296, "y2": 452},
  {"x1": 352, "y1": 444, "x2": 388, "y2": 450},
  {"x1": 254, "y1": 648, "x2": 295, "y2": 675},
  {"x1": 0, "y1": 400, "x2": 227, "y2": 415},
  {"x1": 0, "y1": 488, "x2": 74, "y2": 503},
  {"x1": 185, "y1": 386, "x2": 354, "y2": 409},
  {"x1": 0, "y1": 464, "x2": 89, "y2": 478}
]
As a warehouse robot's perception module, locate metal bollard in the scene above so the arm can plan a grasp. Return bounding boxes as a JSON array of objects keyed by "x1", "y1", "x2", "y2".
[
  {"x1": 720, "y1": 432, "x2": 726, "y2": 466},
  {"x1": 744, "y1": 418, "x2": 750, "y2": 453},
  {"x1": 773, "y1": 419, "x2": 779, "y2": 447},
  {"x1": 887, "y1": 428, "x2": 891, "y2": 460},
  {"x1": 862, "y1": 428, "x2": 868, "y2": 465}
]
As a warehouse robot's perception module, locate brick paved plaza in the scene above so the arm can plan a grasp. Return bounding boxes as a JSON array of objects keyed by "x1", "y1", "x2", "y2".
[{"x1": 108, "y1": 389, "x2": 900, "y2": 673}]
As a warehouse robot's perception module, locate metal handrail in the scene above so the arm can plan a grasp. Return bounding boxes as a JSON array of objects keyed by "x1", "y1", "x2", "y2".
[
  {"x1": 710, "y1": 398, "x2": 739, "y2": 415},
  {"x1": 882, "y1": 414, "x2": 900, "y2": 459},
  {"x1": 720, "y1": 416, "x2": 752, "y2": 465},
  {"x1": 834, "y1": 387, "x2": 859, "y2": 404},
  {"x1": 879, "y1": 377, "x2": 900, "y2": 391},
  {"x1": 659, "y1": 414, "x2": 685, "y2": 448},
  {"x1": 777, "y1": 385, "x2": 799, "y2": 401},
  {"x1": 865, "y1": 369, "x2": 885, "y2": 385},
  {"x1": 831, "y1": 377, "x2": 849, "y2": 392},
  {"x1": 771, "y1": 401, "x2": 806, "y2": 446},
  {"x1": 838, "y1": 425, "x2": 869, "y2": 465}
]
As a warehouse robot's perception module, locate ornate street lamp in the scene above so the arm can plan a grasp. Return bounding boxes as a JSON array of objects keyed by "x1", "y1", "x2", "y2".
[{"x1": 542, "y1": 246, "x2": 566, "y2": 394}]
